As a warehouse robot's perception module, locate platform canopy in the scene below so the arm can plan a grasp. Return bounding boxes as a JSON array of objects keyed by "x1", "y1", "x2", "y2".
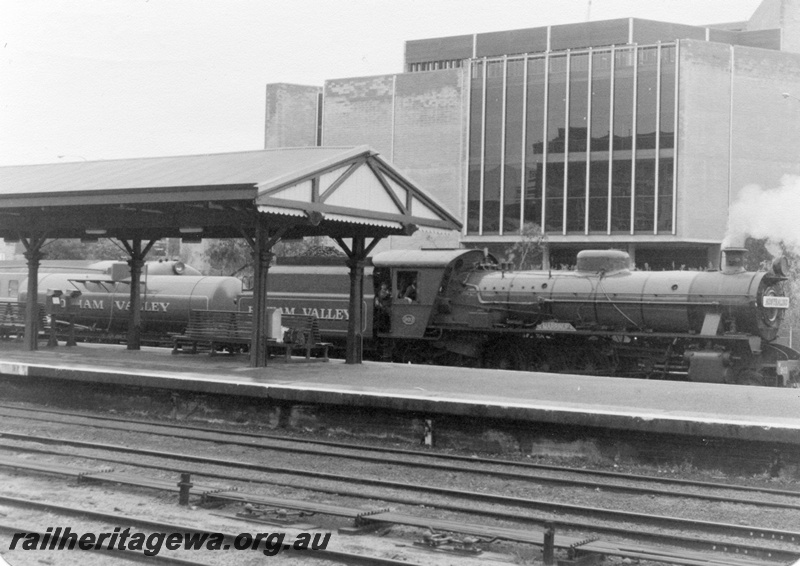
[
  {"x1": 0, "y1": 145, "x2": 460, "y2": 365},
  {"x1": 0, "y1": 145, "x2": 460, "y2": 239}
]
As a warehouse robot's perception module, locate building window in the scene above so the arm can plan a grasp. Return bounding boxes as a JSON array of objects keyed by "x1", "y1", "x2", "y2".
[
  {"x1": 466, "y1": 43, "x2": 677, "y2": 237},
  {"x1": 657, "y1": 45, "x2": 676, "y2": 233},
  {"x1": 659, "y1": 46, "x2": 676, "y2": 150},
  {"x1": 657, "y1": 157, "x2": 674, "y2": 232},
  {"x1": 588, "y1": 50, "x2": 612, "y2": 233},
  {"x1": 636, "y1": 47, "x2": 659, "y2": 150},
  {"x1": 545, "y1": 55, "x2": 567, "y2": 232},
  {"x1": 566, "y1": 159, "x2": 587, "y2": 232},
  {"x1": 590, "y1": 51, "x2": 612, "y2": 153},
  {"x1": 588, "y1": 159, "x2": 609, "y2": 232},
  {"x1": 611, "y1": 47, "x2": 635, "y2": 233},
  {"x1": 566, "y1": 52, "x2": 589, "y2": 233},
  {"x1": 503, "y1": 59, "x2": 525, "y2": 234},
  {"x1": 613, "y1": 48, "x2": 635, "y2": 152},
  {"x1": 467, "y1": 60, "x2": 484, "y2": 233},
  {"x1": 482, "y1": 60, "x2": 505, "y2": 234},
  {"x1": 546, "y1": 55, "x2": 568, "y2": 155},
  {"x1": 524, "y1": 57, "x2": 546, "y2": 229},
  {"x1": 634, "y1": 158, "x2": 656, "y2": 232},
  {"x1": 610, "y1": 158, "x2": 631, "y2": 232},
  {"x1": 407, "y1": 60, "x2": 463, "y2": 73}
]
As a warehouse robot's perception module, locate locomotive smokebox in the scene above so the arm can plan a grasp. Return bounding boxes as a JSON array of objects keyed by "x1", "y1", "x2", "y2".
[{"x1": 721, "y1": 247, "x2": 748, "y2": 274}]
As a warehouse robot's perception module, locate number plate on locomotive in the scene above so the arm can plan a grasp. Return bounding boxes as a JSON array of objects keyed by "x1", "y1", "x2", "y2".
[
  {"x1": 535, "y1": 321, "x2": 577, "y2": 331},
  {"x1": 763, "y1": 296, "x2": 790, "y2": 308}
]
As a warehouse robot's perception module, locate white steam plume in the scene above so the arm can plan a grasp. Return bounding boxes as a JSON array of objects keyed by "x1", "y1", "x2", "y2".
[{"x1": 723, "y1": 174, "x2": 800, "y2": 256}]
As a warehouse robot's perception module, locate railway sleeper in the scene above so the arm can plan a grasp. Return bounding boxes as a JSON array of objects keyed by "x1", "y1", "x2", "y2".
[{"x1": 0, "y1": 453, "x2": 795, "y2": 565}]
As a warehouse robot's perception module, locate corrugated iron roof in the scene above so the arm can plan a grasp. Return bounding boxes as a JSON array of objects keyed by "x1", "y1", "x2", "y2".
[
  {"x1": 0, "y1": 145, "x2": 461, "y2": 238},
  {"x1": 0, "y1": 146, "x2": 366, "y2": 197}
]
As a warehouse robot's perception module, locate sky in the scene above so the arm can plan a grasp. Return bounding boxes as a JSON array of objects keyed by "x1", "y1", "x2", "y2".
[{"x1": 0, "y1": 0, "x2": 765, "y2": 166}]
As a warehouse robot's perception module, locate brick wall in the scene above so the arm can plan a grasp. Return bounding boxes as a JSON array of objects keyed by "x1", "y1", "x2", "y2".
[
  {"x1": 322, "y1": 76, "x2": 394, "y2": 154},
  {"x1": 264, "y1": 83, "x2": 321, "y2": 149},
  {"x1": 322, "y1": 70, "x2": 467, "y2": 219},
  {"x1": 392, "y1": 69, "x2": 467, "y2": 217}
]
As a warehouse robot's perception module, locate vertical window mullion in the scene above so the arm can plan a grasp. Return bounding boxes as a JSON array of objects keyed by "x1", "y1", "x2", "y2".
[
  {"x1": 630, "y1": 45, "x2": 638, "y2": 236},
  {"x1": 672, "y1": 43, "x2": 679, "y2": 235},
  {"x1": 479, "y1": 57, "x2": 487, "y2": 235},
  {"x1": 541, "y1": 55, "x2": 550, "y2": 231},
  {"x1": 584, "y1": 49, "x2": 593, "y2": 235},
  {"x1": 654, "y1": 43, "x2": 662, "y2": 235},
  {"x1": 499, "y1": 56, "x2": 508, "y2": 236},
  {"x1": 520, "y1": 55, "x2": 528, "y2": 232},
  {"x1": 607, "y1": 46, "x2": 615, "y2": 235},
  {"x1": 464, "y1": 63, "x2": 473, "y2": 236},
  {"x1": 563, "y1": 51, "x2": 571, "y2": 236}
]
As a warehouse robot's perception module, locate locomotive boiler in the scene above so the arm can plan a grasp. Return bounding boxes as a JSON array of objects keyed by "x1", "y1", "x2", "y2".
[{"x1": 371, "y1": 247, "x2": 799, "y2": 387}]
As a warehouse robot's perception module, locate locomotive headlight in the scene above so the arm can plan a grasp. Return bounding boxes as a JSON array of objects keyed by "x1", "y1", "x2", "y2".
[
  {"x1": 772, "y1": 256, "x2": 790, "y2": 277},
  {"x1": 173, "y1": 262, "x2": 186, "y2": 275}
]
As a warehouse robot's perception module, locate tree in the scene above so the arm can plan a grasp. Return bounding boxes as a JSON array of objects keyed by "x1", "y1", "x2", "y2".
[
  {"x1": 40, "y1": 238, "x2": 126, "y2": 260},
  {"x1": 203, "y1": 239, "x2": 252, "y2": 277},
  {"x1": 505, "y1": 222, "x2": 547, "y2": 270},
  {"x1": 273, "y1": 236, "x2": 345, "y2": 259},
  {"x1": 742, "y1": 238, "x2": 773, "y2": 271},
  {"x1": 200, "y1": 236, "x2": 346, "y2": 278}
]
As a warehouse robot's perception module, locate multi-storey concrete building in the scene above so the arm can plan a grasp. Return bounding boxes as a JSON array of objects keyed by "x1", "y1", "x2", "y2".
[{"x1": 265, "y1": 0, "x2": 800, "y2": 269}]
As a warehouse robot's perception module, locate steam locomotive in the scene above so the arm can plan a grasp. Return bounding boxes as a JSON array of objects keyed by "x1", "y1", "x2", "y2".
[
  {"x1": 0, "y1": 248, "x2": 796, "y2": 387},
  {"x1": 368, "y1": 247, "x2": 799, "y2": 387}
]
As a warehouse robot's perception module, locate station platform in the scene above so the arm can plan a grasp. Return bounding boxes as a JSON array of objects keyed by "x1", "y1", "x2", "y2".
[{"x1": 0, "y1": 342, "x2": 798, "y2": 446}]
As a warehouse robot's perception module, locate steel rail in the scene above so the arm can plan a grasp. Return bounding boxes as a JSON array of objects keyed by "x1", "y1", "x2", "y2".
[
  {"x1": 2, "y1": 402, "x2": 794, "y2": 496},
  {"x1": 1, "y1": 444, "x2": 795, "y2": 562},
  {"x1": 0, "y1": 430, "x2": 797, "y2": 548},
  {"x1": 0, "y1": 495, "x2": 427, "y2": 566},
  {"x1": 0, "y1": 461, "x2": 788, "y2": 566},
  {"x1": 0, "y1": 404, "x2": 796, "y2": 508}
]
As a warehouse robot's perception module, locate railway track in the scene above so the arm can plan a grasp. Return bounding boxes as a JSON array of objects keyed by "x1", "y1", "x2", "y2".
[
  {"x1": 0, "y1": 456, "x2": 790, "y2": 566},
  {"x1": 0, "y1": 405, "x2": 796, "y2": 565},
  {"x1": 0, "y1": 495, "x2": 425, "y2": 566},
  {"x1": 0, "y1": 403, "x2": 796, "y2": 509}
]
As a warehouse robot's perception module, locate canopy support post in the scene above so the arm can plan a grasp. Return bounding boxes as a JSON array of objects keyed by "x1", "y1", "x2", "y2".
[
  {"x1": 120, "y1": 238, "x2": 158, "y2": 350},
  {"x1": 21, "y1": 234, "x2": 47, "y2": 351},
  {"x1": 248, "y1": 218, "x2": 288, "y2": 368},
  {"x1": 336, "y1": 236, "x2": 382, "y2": 365}
]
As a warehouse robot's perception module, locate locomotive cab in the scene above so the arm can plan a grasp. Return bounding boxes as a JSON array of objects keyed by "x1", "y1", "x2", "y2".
[{"x1": 371, "y1": 249, "x2": 495, "y2": 339}]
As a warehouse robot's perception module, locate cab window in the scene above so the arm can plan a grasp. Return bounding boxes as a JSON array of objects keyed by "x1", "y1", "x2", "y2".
[{"x1": 397, "y1": 270, "x2": 418, "y2": 302}]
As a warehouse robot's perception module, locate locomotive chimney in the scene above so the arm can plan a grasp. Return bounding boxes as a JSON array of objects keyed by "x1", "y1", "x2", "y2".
[{"x1": 721, "y1": 247, "x2": 747, "y2": 274}]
